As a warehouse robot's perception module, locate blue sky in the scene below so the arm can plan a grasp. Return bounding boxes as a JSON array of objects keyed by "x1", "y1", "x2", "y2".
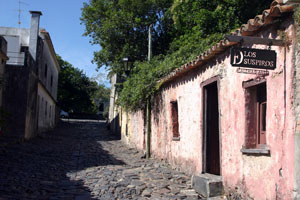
[{"x1": 0, "y1": 0, "x2": 109, "y2": 86}]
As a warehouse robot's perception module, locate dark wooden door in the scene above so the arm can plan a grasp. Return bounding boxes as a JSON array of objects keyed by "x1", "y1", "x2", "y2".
[{"x1": 204, "y1": 82, "x2": 220, "y2": 175}]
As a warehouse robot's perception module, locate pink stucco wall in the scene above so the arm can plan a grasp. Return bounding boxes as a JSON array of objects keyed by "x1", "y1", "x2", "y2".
[
  {"x1": 121, "y1": 110, "x2": 145, "y2": 151},
  {"x1": 129, "y1": 110, "x2": 145, "y2": 151},
  {"x1": 122, "y1": 17, "x2": 296, "y2": 199}
]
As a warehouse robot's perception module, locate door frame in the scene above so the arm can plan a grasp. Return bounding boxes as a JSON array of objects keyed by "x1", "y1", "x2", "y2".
[{"x1": 200, "y1": 75, "x2": 222, "y2": 175}]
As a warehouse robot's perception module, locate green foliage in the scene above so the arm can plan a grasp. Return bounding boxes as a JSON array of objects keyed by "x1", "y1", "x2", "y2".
[
  {"x1": 81, "y1": 0, "x2": 174, "y2": 74},
  {"x1": 170, "y1": 0, "x2": 238, "y2": 37},
  {"x1": 168, "y1": 0, "x2": 273, "y2": 52},
  {"x1": 294, "y1": 5, "x2": 300, "y2": 25},
  {"x1": 90, "y1": 83, "x2": 110, "y2": 114},
  {"x1": 231, "y1": 0, "x2": 273, "y2": 24},
  {"x1": 81, "y1": 0, "x2": 273, "y2": 111},
  {"x1": 118, "y1": 32, "x2": 223, "y2": 111},
  {"x1": 57, "y1": 55, "x2": 98, "y2": 113},
  {"x1": 103, "y1": 105, "x2": 109, "y2": 119}
]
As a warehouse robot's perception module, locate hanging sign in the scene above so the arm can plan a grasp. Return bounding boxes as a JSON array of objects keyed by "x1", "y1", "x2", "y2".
[{"x1": 230, "y1": 48, "x2": 276, "y2": 70}]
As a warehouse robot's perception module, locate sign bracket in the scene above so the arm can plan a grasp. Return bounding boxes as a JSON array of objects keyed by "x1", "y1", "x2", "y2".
[{"x1": 225, "y1": 35, "x2": 285, "y2": 46}]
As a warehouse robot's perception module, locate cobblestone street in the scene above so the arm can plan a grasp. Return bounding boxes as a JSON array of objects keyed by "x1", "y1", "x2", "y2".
[{"x1": 0, "y1": 120, "x2": 200, "y2": 200}]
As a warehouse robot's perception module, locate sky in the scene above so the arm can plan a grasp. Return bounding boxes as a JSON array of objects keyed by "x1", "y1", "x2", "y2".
[{"x1": 0, "y1": 0, "x2": 110, "y2": 86}]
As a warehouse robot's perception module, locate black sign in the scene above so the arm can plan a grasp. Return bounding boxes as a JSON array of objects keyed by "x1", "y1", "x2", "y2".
[{"x1": 230, "y1": 48, "x2": 276, "y2": 70}]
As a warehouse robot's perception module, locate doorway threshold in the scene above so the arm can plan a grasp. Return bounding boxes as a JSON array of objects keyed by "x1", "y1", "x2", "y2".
[{"x1": 192, "y1": 173, "x2": 223, "y2": 198}]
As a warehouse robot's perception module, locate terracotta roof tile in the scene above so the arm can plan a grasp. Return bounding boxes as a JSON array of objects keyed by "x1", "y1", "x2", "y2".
[
  {"x1": 271, "y1": 0, "x2": 283, "y2": 7},
  {"x1": 159, "y1": 1, "x2": 294, "y2": 85}
]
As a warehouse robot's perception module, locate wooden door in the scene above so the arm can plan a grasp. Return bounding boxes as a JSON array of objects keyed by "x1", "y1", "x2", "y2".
[{"x1": 203, "y1": 82, "x2": 220, "y2": 175}]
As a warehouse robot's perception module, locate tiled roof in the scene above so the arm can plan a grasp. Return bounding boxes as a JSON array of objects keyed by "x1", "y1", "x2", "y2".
[{"x1": 159, "y1": 0, "x2": 294, "y2": 85}]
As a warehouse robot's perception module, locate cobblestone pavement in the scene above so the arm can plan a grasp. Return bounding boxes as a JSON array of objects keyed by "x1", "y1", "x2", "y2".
[{"x1": 0, "y1": 120, "x2": 201, "y2": 200}]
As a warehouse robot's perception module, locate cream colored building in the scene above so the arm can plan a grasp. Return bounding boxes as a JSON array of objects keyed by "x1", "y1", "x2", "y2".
[{"x1": 37, "y1": 30, "x2": 59, "y2": 131}]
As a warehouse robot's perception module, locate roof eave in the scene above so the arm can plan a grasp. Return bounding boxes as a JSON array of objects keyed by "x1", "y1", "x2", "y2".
[{"x1": 40, "y1": 30, "x2": 61, "y2": 72}]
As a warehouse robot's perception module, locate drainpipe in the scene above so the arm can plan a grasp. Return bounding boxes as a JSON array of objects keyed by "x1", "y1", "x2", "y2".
[
  {"x1": 29, "y1": 11, "x2": 42, "y2": 61},
  {"x1": 146, "y1": 24, "x2": 152, "y2": 159}
]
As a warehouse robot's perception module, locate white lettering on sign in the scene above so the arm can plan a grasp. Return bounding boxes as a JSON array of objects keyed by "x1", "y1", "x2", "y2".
[
  {"x1": 243, "y1": 51, "x2": 256, "y2": 58},
  {"x1": 243, "y1": 59, "x2": 274, "y2": 67},
  {"x1": 231, "y1": 47, "x2": 276, "y2": 70},
  {"x1": 233, "y1": 51, "x2": 243, "y2": 65}
]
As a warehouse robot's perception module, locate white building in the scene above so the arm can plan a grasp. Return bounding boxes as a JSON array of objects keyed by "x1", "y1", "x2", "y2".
[{"x1": 0, "y1": 11, "x2": 60, "y2": 139}]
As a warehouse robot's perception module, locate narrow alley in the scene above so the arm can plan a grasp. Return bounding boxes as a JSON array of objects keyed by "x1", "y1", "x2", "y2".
[{"x1": 0, "y1": 120, "x2": 200, "y2": 200}]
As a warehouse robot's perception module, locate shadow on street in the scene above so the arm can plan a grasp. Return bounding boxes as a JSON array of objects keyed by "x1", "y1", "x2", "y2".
[{"x1": 0, "y1": 120, "x2": 124, "y2": 199}]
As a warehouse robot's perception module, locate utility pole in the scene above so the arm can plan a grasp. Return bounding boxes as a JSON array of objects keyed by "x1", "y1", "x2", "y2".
[
  {"x1": 146, "y1": 24, "x2": 152, "y2": 159},
  {"x1": 148, "y1": 24, "x2": 152, "y2": 62}
]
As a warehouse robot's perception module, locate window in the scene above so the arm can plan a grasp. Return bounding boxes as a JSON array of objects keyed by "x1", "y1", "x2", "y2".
[
  {"x1": 171, "y1": 101, "x2": 180, "y2": 140},
  {"x1": 45, "y1": 101, "x2": 47, "y2": 117},
  {"x1": 50, "y1": 75, "x2": 53, "y2": 87},
  {"x1": 44, "y1": 64, "x2": 48, "y2": 78},
  {"x1": 20, "y1": 46, "x2": 28, "y2": 52},
  {"x1": 49, "y1": 105, "x2": 51, "y2": 118},
  {"x1": 242, "y1": 79, "x2": 269, "y2": 154},
  {"x1": 99, "y1": 103, "x2": 104, "y2": 112}
]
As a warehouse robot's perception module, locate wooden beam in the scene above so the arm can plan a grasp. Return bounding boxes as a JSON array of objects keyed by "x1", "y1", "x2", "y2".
[
  {"x1": 225, "y1": 35, "x2": 285, "y2": 46},
  {"x1": 283, "y1": 0, "x2": 300, "y2": 4}
]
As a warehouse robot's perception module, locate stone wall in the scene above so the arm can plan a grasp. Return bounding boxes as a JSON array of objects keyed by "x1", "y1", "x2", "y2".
[
  {"x1": 1, "y1": 50, "x2": 39, "y2": 141},
  {"x1": 24, "y1": 68, "x2": 38, "y2": 139},
  {"x1": 1, "y1": 64, "x2": 29, "y2": 140},
  {"x1": 0, "y1": 36, "x2": 8, "y2": 106}
]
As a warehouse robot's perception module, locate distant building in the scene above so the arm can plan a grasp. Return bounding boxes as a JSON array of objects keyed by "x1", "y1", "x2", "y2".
[
  {"x1": 108, "y1": 74, "x2": 121, "y2": 133},
  {"x1": 94, "y1": 98, "x2": 109, "y2": 119},
  {"x1": 0, "y1": 11, "x2": 60, "y2": 140}
]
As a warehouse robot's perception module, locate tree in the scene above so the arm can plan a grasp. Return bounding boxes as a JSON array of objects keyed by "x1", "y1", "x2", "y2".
[
  {"x1": 81, "y1": 0, "x2": 174, "y2": 74},
  {"x1": 92, "y1": 84, "x2": 110, "y2": 104},
  {"x1": 57, "y1": 55, "x2": 97, "y2": 113},
  {"x1": 169, "y1": 0, "x2": 273, "y2": 52}
]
